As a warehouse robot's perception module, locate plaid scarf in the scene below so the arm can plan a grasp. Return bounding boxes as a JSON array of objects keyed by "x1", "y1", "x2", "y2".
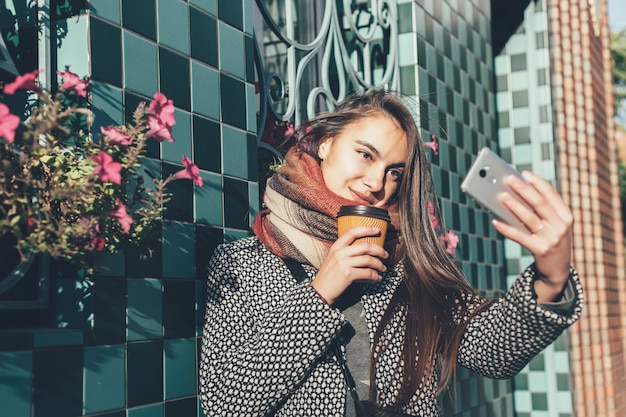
[{"x1": 253, "y1": 147, "x2": 400, "y2": 268}]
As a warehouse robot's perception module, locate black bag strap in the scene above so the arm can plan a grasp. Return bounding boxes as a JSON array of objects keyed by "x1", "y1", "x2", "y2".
[{"x1": 283, "y1": 258, "x2": 309, "y2": 283}]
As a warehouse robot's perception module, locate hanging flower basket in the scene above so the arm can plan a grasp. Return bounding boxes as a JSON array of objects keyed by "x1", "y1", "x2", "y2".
[{"x1": 0, "y1": 69, "x2": 203, "y2": 270}]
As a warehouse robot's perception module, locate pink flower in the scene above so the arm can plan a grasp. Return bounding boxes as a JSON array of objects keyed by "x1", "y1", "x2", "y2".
[
  {"x1": 0, "y1": 103, "x2": 20, "y2": 143},
  {"x1": 146, "y1": 92, "x2": 176, "y2": 142},
  {"x1": 173, "y1": 155, "x2": 203, "y2": 186},
  {"x1": 3, "y1": 70, "x2": 41, "y2": 95},
  {"x1": 284, "y1": 122, "x2": 295, "y2": 137},
  {"x1": 424, "y1": 134, "x2": 438, "y2": 155},
  {"x1": 427, "y1": 201, "x2": 439, "y2": 229},
  {"x1": 109, "y1": 200, "x2": 133, "y2": 233},
  {"x1": 149, "y1": 92, "x2": 175, "y2": 127},
  {"x1": 146, "y1": 117, "x2": 175, "y2": 142},
  {"x1": 27, "y1": 218, "x2": 37, "y2": 233},
  {"x1": 101, "y1": 126, "x2": 133, "y2": 146},
  {"x1": 439, "y1": 230, "x2": 459, "y2": 256},
  {"x1": 57, "y1": 69, "x2": 89, "y2": 98},
  {"x1": 92, "y1": 151, "x2": 122, "y2": 184},
  {"x1": 83, "y1": 221, "x2": 106, "y2": 251},
  {"x1": 91, "y1": 236, "x2": 106, "y2": 251}
]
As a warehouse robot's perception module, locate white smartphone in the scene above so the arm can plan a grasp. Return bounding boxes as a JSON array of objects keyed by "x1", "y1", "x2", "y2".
[{"x1": 461, "y1": 147, "x2": 530, "y2": 231}]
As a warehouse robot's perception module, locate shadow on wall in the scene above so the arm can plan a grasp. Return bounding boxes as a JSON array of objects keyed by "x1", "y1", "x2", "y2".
[{"x1": 491, "y1": 0, "x2": 533, "y2": 55}]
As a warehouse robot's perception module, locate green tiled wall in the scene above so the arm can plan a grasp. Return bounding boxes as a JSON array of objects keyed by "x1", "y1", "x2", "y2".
[
  {"x1": 494, "y1": 1, "x2": 575, "y2": 416},
  {"x1": 399, "y1": 0, "x2": 512, "y2": 415},
  {"x1": 399, "y1": 0, "x2": 503, "y2": 294},
  {"x1": 0, "y1": 1, "x2": 256, "y2": 416}
]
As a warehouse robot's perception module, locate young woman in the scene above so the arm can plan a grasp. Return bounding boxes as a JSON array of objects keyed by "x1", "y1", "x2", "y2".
[{"x1": 199, "y1": 89, "x2": 582, "y2": 416}]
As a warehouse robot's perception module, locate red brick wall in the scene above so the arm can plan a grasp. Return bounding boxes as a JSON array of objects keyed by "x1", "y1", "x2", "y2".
[{"x1": 547, "y1": 0, "x2": 626, "y2": 415}]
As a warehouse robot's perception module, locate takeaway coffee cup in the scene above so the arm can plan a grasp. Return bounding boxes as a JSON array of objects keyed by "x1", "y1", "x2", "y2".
[{"x1": 337, "y1": 205, "x2": 390, "y2": 247}]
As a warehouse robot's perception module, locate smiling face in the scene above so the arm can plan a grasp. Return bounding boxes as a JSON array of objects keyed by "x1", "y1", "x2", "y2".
[{"x1": 317, "y1": 113, "x2": 408, "y2": 207}]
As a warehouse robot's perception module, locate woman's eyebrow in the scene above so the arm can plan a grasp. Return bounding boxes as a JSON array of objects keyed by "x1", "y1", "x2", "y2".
[
  {"x1": 355, "y1": 140, "x2": 381, "y2": 156},
  {"x1": 355, "y1": 140, "x2": 405, "y2": 168}
]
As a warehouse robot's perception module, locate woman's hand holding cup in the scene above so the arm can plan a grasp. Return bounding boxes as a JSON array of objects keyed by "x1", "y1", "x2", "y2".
[{"x1": 311, "y1": 206, "x2": 390, "y2": 305}]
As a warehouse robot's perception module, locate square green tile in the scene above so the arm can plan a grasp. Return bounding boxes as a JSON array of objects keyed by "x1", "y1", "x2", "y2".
[
  {"x1": 191, "y1": 61, "x2": 220, "y2": 120},
  {"x1": 89, "y1": 0, "x2": 121, "y2": 24},
  {"x1": 90, "y1": 17, "x2": 122, "y2": 86},
  {"x1": 162, "y1": 221, "x2": 195, "y2": 279},
  {"x1": 163, "y1": 161, "x2": 194, "y2": 222},
  {"x1": 220, "y1": 73, "x2": 246, "y2": 129},
  {"x1": 193, "y1": 115, "x2": 221, "y2": 173},
  {"x1": 219, "y1": 21, "x2": 245, "y2": 79},
  {"x1": 164, "y1": 397, "x2": 197, "y2": 417},
  {"x1": 224, "y1": 177, "x2": 249, "y2": 230},
  {"x1": 531, "y1": 392, "x2": 548, "y2": 411},
  {"x1": 123, "y1": 30, "x2": 158, "y2": 97},
  {"x1": 164, "y1": 338, "x2": 197, "y2": 399},
  {"x1": 33, "y1": 346, "x2": 83, "y2": 417},
  {"x1": 159, "y1": 47, "x2": 191, "y2": 111},
  {"x1": 218, "y1": 0, "x2": 242, "y2": 30},
  {"x1": 222, "y1": 125, "x2": 248, "y2": 179},
  {"x1": 127, "y1": 340, "x2": 163, "y2": 407},
  {"x1": 400, "y1": 66, "x2": 416, "y2": 95},
  {"x1": 529, "y1": 354, "x2": 545, "y2": 370},
  {"x1": 158, "y1": 0, "x2": 189, "y2": 54},
  {"x1": 163, "y1": 280, "x2": 195, "y2": 338},
  {"x1": 91, "y1": 81, "x2": 123, "y2": 133},
  {"x1": 0, "y1": 351, "x2": 32, "y2": 417},
  {"x1": 127, "y1": 278, "x2": 162, "y2": 341},
  {"x1": 84, "y1": 345, "x2": 125, "y2": 413},
  {"x1": 195, "y1": 171, "x2": 223, "y2": 226},
  {"x1": 162, "y1": 109, "x2": 192, "y2": 164},
  {"x1": 122, "y1": 0, "x2": 156, "y2": 40},
  {"x1": 195, "y1": 224, "x2": 224, "y2": 279},
  {"x1": 190, "y1": 7, "x2": 218, "y2": 67}
]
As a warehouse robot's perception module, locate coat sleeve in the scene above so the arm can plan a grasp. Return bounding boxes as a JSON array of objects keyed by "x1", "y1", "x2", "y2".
[
  {"x1": 457, "y1": 265, "x2": 583, "y2": 379},
  {"x1": 198, "y1": 243, "x2": 346, "y2": 416}
]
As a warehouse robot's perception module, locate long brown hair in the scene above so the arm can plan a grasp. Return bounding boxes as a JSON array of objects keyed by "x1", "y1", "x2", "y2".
[
  {"x1": 291, "y1": 89, "x2": 482, "y2": 408},
  {"x1": 372, "y1": 100, "x2": 482, "y2": 408}
]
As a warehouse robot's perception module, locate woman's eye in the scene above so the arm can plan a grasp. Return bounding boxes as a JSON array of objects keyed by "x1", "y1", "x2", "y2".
[
  {"x1": 358, "y1": 150, "x2": 372, "y2": 160},
  {"x1": 387, "y1": 169, "x2": 403, "y2": 180}
]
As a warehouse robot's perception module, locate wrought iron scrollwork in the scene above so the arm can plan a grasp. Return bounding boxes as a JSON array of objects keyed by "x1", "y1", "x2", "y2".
[{"x1": 254, "y1": 0, "x2": 399, "y2": 157}]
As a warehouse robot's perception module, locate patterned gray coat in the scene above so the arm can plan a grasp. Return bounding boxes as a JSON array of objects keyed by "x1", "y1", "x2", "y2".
[{"x1": 199, "y1": 237, "x2": 583, "y2": 416}]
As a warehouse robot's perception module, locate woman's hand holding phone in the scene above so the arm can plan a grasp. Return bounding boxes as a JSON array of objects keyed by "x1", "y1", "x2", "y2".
[
  {"x1": 462, "y1": 148, "x2": 574, "y2": 302},
  {"x1": 492, "y1": 171, "x2": 573, "y2": 302}
]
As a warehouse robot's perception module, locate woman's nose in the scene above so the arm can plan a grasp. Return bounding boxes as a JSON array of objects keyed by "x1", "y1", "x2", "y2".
[{"x1": 364, "y1": 167, "x2": 385, "y2": 192}]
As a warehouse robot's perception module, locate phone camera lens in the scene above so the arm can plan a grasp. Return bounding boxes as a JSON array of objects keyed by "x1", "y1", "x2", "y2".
[{"x1": 479, "y1": 169, "x2": 487, "y2": 178}]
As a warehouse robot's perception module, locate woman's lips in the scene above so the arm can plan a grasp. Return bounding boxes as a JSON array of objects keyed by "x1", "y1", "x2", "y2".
[{"x1": 350, "y1": 189, "x2": 375, "y2": 205}]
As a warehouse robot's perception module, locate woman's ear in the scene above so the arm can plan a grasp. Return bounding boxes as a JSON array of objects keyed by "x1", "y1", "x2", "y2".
[{"x1": 317, "y1": 136, "x2": 332, "y2": 161}]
